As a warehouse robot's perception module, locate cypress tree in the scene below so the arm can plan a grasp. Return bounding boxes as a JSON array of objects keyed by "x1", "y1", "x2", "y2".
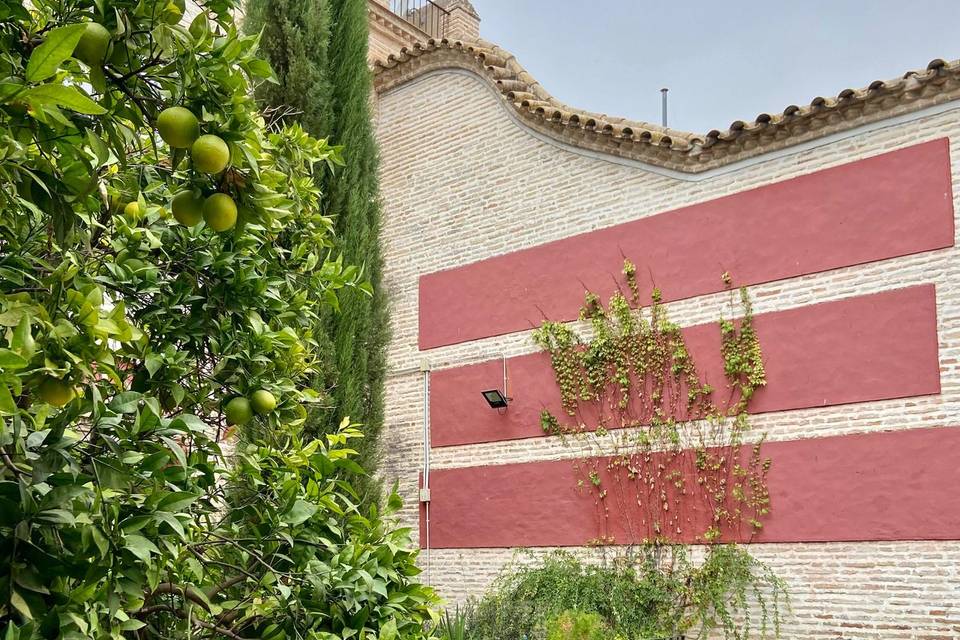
[
  {"x1": 244, "y1": 0, "x2": 333, "y2": 133},
  {"x1": 324, "y1": 0, "x2": 390, "y2": 502},
  {"x1": 245, "y1": 0, "x2": 389, "y2": 503}
]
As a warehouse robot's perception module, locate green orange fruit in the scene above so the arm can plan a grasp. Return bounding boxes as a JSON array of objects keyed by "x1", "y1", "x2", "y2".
[
  {"x1": 107, "y1": 192, "x2": 125, "y2": 214},
  {"x1": 38, "y1": 376, "x2": 75, "y2": 407},
  {"x1": 171, "y1": 190, "x2": 204, "y2": 226},
  {"x1": 191, "y1": 134, "x2": 229, "y2": 174},
  {"x1": 250, "y1": 389, "x2": 277, "y2": 415},
  {"x1": 123, "y1": 201, "x2": 141, "y2": 220},
  {"x1": 224, "y1": 396, "x2": 252, "y2": 426},
  {"x1": 157, "y1": 106, "x2": 200, "y2": 149},
  {"x1": 131, "y1": 368, "x2": 150, "y2": 393},
  {"x1": 202, "y1": 193, "x2": 237, "y2": 232},
  {"x1": 74, "y1": 23, "x2": 111, "y2": 67}
]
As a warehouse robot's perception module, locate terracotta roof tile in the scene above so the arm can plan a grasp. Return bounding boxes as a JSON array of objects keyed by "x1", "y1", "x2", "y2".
[{"x1": 373, "y1": 38, "x2": 960, "y2": 173}]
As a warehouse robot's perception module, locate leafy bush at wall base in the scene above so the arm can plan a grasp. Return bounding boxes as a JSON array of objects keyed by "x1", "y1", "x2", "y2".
[
  {"x1": 545, "y1": 610, "x2": 617, "y2": 640},
  {"x1": 437, "y1": 605, "x2": 470, "y2": 640},
  {"x1": 460, "y1": 547, "x2": 786, "y2": 640},
  {"x1": 0, "y1": 0, "x2": 436, "y2": 637}
]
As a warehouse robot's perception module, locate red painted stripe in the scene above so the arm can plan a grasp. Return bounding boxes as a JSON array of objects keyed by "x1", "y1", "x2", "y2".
[
  {"x1": 420, "y1": 427, "x2": 960, "y2": 548},
  {"x1": 419, "y1": 139, "x2": 954, "y2": 349},
  {"x1": 431, "y1": 285, "x2": 941, "y2": 448}
]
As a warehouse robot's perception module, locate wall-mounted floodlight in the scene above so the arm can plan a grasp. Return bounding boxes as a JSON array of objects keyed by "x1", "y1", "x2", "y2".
[
  {"x1": 481, "y1": 353, "x2": 511, "y2": 410},
  {"x1": 481, "y1": 389, "x2": 509, "y2": 409}
]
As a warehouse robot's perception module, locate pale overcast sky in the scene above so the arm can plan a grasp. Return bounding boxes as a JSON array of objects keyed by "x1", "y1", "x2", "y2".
[{"x1": 472, "y1": 0, "x2": 960, "y2": 133}]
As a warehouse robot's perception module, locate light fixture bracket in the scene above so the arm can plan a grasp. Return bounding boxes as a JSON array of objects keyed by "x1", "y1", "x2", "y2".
[
  {"x1": 481, "y1": 353, "x2": 512, "y2": 410},
  {"x1": 481, "y1": 389, "x2": 509, "y2": 409}
]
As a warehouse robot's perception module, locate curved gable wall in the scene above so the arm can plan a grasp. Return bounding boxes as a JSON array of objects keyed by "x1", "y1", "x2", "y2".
[{"x1": 376, "y1": 67, "x2": 960, "y2": 636}]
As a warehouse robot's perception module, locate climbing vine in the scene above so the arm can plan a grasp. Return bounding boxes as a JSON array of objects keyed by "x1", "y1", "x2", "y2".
[
  {"x1": 533, "y1": 260, "x2": 771, "y2": 544},
  {"x1": 529, "y1": 260, "x2": 787, "y2": 637}
]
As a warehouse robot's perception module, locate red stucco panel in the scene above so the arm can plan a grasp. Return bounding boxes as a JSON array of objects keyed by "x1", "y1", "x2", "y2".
[
  {"x1": 421, "y1": 427, "x2": 960, "y2": 548},
  {"x1": 431, "y1": 285, "x2": 941, "y2": 447},
  {"x1": 419, "y1": 139, "x2": 954, "y2": 349}
]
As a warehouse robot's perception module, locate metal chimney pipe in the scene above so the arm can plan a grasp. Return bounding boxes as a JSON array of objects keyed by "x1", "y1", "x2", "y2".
[{"x1": 660, "y1": 88, "x2": 668, "y2": 128}]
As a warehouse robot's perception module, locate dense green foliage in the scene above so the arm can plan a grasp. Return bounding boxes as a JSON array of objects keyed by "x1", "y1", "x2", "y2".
[
  {"x1": 322, "y1": 0, "x2": 390, "y2": 503},
  {"x1": 0, "y1": 0, "x2": 435, "y2": 637},
  {"x1": 244, "y1": 0, "x2": 390, "y2": 503},
  {"x1": 462, "y1": 549, "x2": 785, "y2": 640},
  {"x1": 544, "y1": 611, "x2": 613, "y2": 640},
  {"x1": 244, "y1": 0, "x2": 333, "y2": 135},
  {"x1": 436, "y1": 607, "x2": 467, "y2": 640},
  {"x1": 243, "y1": 0, "x2": 341, "y2": 417}
]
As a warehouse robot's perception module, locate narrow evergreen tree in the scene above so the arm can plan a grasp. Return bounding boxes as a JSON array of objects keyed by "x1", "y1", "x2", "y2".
[
  {"x1": 324, "y1": 0, "x2": 390, "y2": 502},
  {"x1": 245, "y1": 0, "x2": 389, "y2": 503},
  {"x1": 244, "y1": 0, "x2": 333, "y2": 133}
]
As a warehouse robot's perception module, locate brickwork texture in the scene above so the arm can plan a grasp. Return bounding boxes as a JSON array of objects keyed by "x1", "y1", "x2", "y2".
[{"x1": 374, "y1": 67, "x2": 960, "y2": 638}]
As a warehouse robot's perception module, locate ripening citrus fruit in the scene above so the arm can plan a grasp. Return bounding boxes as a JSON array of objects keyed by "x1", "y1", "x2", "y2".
[
  {"x1": 123, "y1": 201, "x2": 141, "y2": 221},
  {"x1": 38, "y1": 376, "x2": 75, "y2": 407},
  {"x1": 224, "y1": 397, "x2": 252, "y2": 426},
  {"x1": 250, "y1": 389, "x2": 277, "y2": 415},
  {"x1": 171, "y1": 190, "x2": 204, "y2": 226},
  {"x1": 157, "y1": 106, "x2": 200, "y2": 149},
  {"x1": 203, "y1": 193, "x2": 237, "y2": 232},
  {"x1": 191, "y1": 134, "x2": 230, "y2": 174},
  {"x1": 74, "y1": 23, "x2": 111, "y2": 67}
]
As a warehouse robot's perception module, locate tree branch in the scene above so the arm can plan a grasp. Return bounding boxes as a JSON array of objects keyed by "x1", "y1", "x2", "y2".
[
  {"x1": 116, "y1": 56, "x2": 164, "y2": 83},
  {"x1": 104, "y1": 69, "x2": 155, "y2": 124},
  {"x1": 146, "y1": 582, "x2": 211, "y2": 612},
  {"x1": 193, "y1": 618, "x2": 253, "y2": 640},
  {"x1": 0, "y1": 449, "x2": 23, "y2": 479},
  {"x1": 137, "y1": 602, "x2": 254, "y2": 640}
]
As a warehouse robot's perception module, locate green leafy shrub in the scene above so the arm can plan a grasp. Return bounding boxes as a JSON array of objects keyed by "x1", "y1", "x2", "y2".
[
  {"x1": 545, "y1": 610, "x2": 611, "y2": 640},
  {"x1": 0, "y1": 0, "x2": 436, "y2": 637},
  {"x1": 463, "y1": 548, "x2": 785, "y2": 640},
  {"x1": 438, "y1": 605, "x2": 470, "y2": 640}
]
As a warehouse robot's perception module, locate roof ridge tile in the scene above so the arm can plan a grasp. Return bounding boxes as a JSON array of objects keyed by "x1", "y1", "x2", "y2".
[{"x1": 372, "y1": 39, "x2": 960, "y2": 173}]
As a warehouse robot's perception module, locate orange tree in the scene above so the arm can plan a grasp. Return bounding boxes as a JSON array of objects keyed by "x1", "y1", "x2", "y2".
[{"x1": 0, "y1": 0, "x2": 436, "y2": 638}]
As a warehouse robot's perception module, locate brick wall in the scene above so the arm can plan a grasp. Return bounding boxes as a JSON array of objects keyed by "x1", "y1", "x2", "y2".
[
  {"x1": 441, "y1": 0, "x2": 479, "y2": 41},
  {"x1": 367, "y1": 0, "x2": 430, "y2": 65},
  {"x1": 374, "y1": 69, "x2": 960, "y2": 637}
]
